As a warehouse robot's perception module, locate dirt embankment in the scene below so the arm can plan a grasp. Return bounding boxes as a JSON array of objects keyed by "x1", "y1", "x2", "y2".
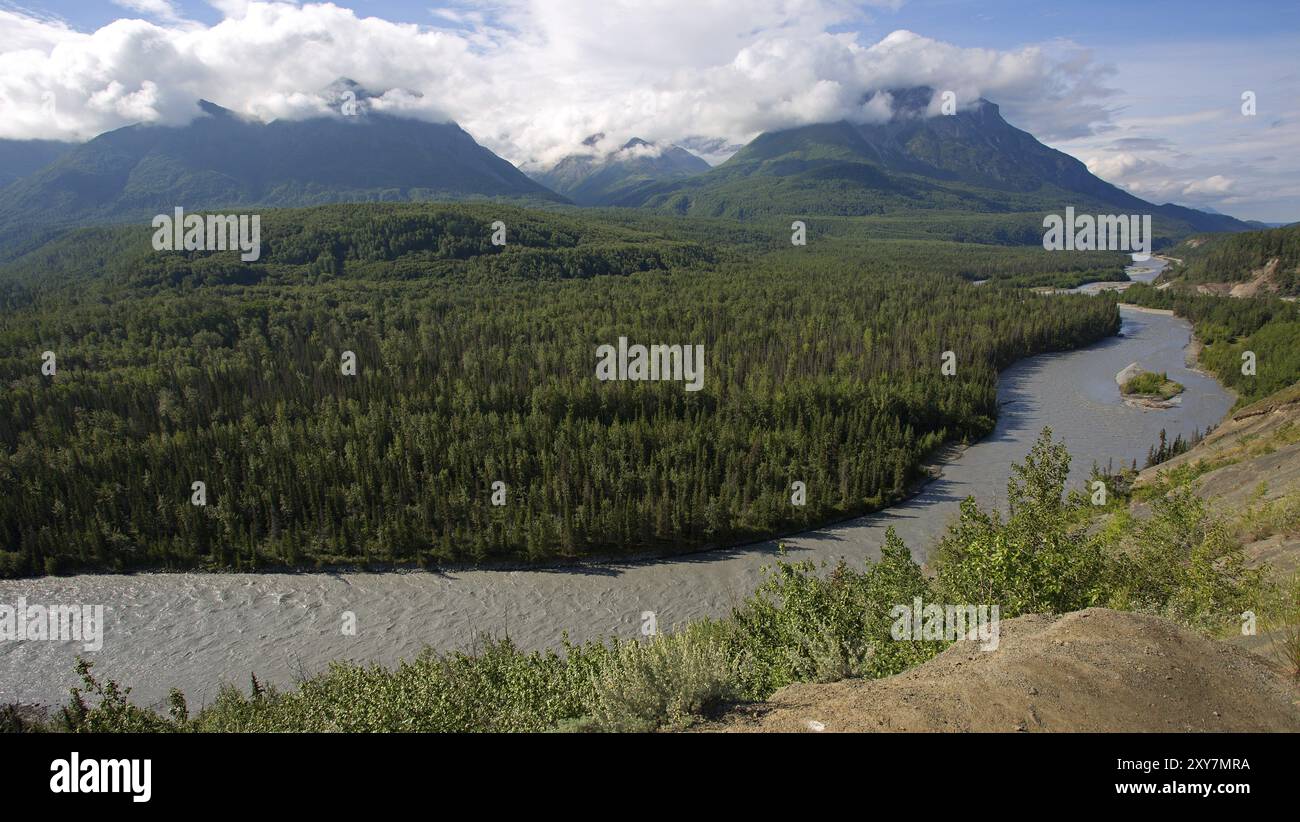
[{"x1": 706, "y1": 609, "x2": 1300, "y2": 732}]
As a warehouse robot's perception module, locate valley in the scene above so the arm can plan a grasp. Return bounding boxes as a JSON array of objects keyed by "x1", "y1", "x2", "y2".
[
  {"x1": 0, "y1": 27, "x2": 1294, "y2": 740},
  {"x1": 0, "y1": 276, "x2": 1234, "y2": 709}
]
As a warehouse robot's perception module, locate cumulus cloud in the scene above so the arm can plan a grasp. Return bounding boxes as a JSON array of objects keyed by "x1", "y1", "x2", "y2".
[
  {"x1": 615, "y1": 141, "x2": 666, "y2": 160},
  {"x1": 0, "y1": 0, "x2": 1118, "y2": 166},
  {"x1": 1085, "y1": 152, "x2": 1154, "y2": 181},
  {"x1": 0, "y1": 8, "x2": 79, "y2": 51}
]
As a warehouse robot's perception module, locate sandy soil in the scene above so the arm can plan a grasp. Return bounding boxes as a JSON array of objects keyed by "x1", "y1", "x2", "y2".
[{"x1": 705, "y1": 609, "x2": 1300, "y2": 732}]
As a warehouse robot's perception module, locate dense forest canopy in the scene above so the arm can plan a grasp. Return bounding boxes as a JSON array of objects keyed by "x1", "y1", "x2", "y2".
[{"x1": 0, "y1": 203, "x2": 1123, "y2": 575}]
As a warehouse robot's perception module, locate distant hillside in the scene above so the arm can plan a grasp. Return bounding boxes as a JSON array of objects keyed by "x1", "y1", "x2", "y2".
[
  {"x1": 1160, "y1": 223, "x2": 1300, "y2": 296},
  {"x1": 533, "y1": 137, "x2": 710, "y2": 206},
  {"x1": 0, "y1": 94, "x2": 565, "y2": 254},
  {"x1": 0, "y1": 138, "x2": 73, "y2": 187},
  {"x1": 631, "y1": 88, "x2": 1250, "y2": 241},
  {"x1": 0, "y1": 202, "x2": 712, "y2": 295}
]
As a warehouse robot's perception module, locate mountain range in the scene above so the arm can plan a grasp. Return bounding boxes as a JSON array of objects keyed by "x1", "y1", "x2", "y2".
[
  {"x1": 531, "y1": 136, "x2": 711, "y2": 206},
  {"x1": 0, "y1": 83, "x2": 1256, "y2": 255}
]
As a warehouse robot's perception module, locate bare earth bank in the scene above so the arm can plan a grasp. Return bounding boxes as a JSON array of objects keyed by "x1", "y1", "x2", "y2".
[{"x1": 704, "y1": 609, "x2": 1300, "y2": 732}]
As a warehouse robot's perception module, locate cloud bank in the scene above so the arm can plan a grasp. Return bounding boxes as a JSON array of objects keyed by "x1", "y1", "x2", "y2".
[{"x1": 0, "y1": 0, "x2": 1118, "y2": 170}]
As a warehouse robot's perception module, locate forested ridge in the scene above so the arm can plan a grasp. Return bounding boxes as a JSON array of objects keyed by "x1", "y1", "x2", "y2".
[
  {"x1": 0, "y1": 204, "x2": 1121, "y2": 575},
  {"x1": 1164, "y1": 224, "x2": 1300, "y2": 295}
]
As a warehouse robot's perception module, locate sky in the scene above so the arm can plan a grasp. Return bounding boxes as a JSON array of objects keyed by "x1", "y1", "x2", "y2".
[{"x1": 0, "y1": 0, "x2": 1296, "y2": 221}]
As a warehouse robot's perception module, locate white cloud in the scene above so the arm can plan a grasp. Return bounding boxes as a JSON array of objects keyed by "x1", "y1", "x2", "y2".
[
  {"x1": 1183, "y1": 175, "x2": 1235, "y2": 196},
  {"x1": 1085, "y1": 152, "x2": 1153, "y2": 180},
  {"x1": 0, "y1": 9, "x2": 79, "y2": 51},
  {"x1": 0, "y1": 0, "x2": 1119, "y2": 167},
  {"x1": 1088, "y1": 155, "x2": 1241, "y2": 207}
]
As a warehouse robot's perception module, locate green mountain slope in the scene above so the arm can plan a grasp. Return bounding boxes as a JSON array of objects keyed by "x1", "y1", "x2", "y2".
[
  {"x1": 632, "y1": 88, "x2": 1250, "y2": 241},
  {"x1": 0, "y1": 138, "x2": 73, "y2": 188},
  {"x1": 0, "y1": 98, "x2": 565, "y2": 253}
]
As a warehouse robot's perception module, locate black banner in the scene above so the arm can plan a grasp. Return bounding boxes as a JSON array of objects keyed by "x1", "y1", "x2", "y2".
[{"x1": 6, "y1": 732, "x2": 1288, "y2": 810}]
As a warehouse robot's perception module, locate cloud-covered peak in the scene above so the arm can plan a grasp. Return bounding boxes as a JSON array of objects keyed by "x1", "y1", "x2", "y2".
[{"x1": 0, "y1": 1, "x2": 1119, "y2": 162}]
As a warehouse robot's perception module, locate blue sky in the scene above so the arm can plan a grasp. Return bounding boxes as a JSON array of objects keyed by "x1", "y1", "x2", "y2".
[{"x1": 2, "y1": 0, "x2": 1297, "y2": 220}]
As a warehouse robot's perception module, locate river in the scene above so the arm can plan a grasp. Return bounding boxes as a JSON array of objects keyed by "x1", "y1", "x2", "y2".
[{"x1": 0, "y1": 260, "x2": 1235, "y2": 709}]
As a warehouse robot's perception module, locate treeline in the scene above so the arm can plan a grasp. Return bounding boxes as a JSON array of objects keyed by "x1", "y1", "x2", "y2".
[
  {"x1": 0, "y1": 205, "x2": 1118, "y2": 575},
  {"x1": 1122, "y1": 283, "x2": 1300, "y2": 404},
  {"x1": 670, "y1": 222, "x2": 1128, "y2": 288}
]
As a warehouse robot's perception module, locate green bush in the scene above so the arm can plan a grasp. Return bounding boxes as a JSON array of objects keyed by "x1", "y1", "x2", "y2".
[
  {"x1": 189, "y1": 639, "x2": 597, "y2": 733},
  {"x1": 1113, "y1": 490, "x2": 1264, "y2": 632},
  {"x1": 936, "y1": 428, "x2": 1265, "y2": 631},
  {"x1": 587, "y1": 622, "x2": 740, "y2": 732},
  {"x1": 936, "y1": 429, "x2": 1109, "y2": 615},
  {"x1": 728, "y1": 529, "x2": 945, "y2": 698},
  {"x1": 59, "y1": 659, "x2": 177, "y2": 733}
]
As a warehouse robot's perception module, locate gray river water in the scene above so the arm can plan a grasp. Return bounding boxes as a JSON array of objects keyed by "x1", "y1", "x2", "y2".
[{"x1": 0, "y1": 261, "x2": 1235, "y2": 708}]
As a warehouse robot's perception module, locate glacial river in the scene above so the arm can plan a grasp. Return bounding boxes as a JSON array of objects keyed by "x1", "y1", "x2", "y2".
[{"x1": 0, "y1": 260, "x2": 1235, "y2": 708}]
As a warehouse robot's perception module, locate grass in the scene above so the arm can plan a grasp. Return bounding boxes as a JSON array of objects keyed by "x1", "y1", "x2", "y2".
[
  {"x1": 1120, "y1": 370, "x2": 1184, "y2": 400},
  {"x1": 1261, "y1": 574, "x2": 1300, "y2": 679},
  {"x1": 1268, "y1": 610, "x2": 1300, "y2": 679}
]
